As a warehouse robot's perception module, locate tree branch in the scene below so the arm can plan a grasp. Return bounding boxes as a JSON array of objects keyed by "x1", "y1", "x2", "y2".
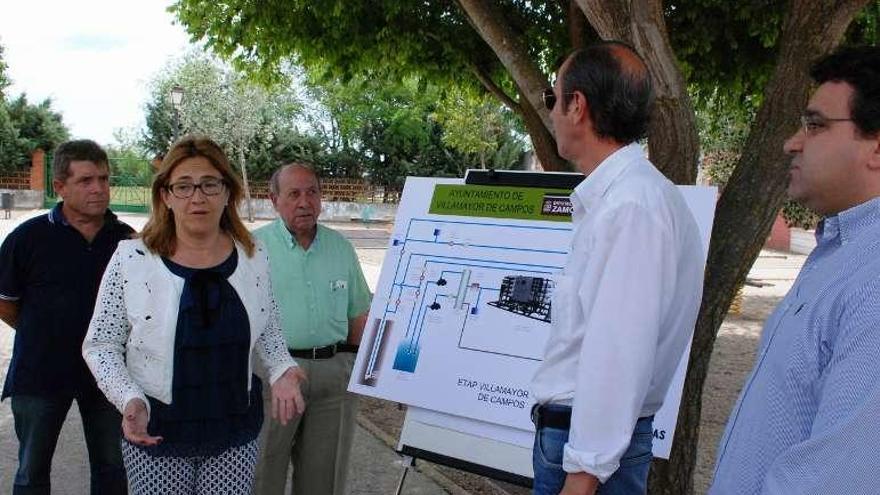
[
  {"x1": 468, "y1": 62, "x2": 520, "y2": 113},
  {"x1": 455, "y1": 0, "x2": 569, "y2": 171},
  {"x1": 455, "y1": 0, "x2": 552, "y2": 131}
]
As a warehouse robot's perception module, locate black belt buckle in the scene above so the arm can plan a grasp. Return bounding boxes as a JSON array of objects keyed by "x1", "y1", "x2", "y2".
[{"x1": 310, "y1": 346, "x2": 324, "y2": 359}]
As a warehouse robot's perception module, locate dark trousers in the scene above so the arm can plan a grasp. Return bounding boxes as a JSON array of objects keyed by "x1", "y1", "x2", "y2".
[{"x1": 11, "y1": 394, "x2": 127, "y2": 495}]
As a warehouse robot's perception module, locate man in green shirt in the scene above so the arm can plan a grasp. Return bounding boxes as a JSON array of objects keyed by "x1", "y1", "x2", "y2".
[{"x1": 253, "y1": 163, "x2": 372, "y2": 495}]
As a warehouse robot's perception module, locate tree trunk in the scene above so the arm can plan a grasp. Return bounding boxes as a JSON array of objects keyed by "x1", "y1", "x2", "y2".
[
  {"x1": 567, "y1": 0, "x2": 596, "y2": 49},
  {"x1": 455, "y1": 0, "x2": 571, "y2": 172},
  {"x1": 237, "y1": 145, "x2": 254, "y2": 223},
  {"x1": 649, "y1": 1, "x2": 868, "y2": 493},
  {"x1": 576, "y1": 0, "x2": 699, "y2": 184},
  {"x1": 456, "y1": 0, "x2": 551, "y2": 130}
]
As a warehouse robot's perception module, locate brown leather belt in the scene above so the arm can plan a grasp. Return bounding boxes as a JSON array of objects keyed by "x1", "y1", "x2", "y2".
[{"x1": 289, "y1": 342, "x2": 359, "y2": 360}]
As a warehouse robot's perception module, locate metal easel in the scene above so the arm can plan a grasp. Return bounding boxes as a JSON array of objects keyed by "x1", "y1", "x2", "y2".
[{"x1": 394, "y1": 455, "x2": 416, "y2": 495}]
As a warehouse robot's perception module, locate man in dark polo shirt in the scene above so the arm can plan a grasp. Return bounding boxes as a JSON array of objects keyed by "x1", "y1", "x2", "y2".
[{"x1": 0, "y1": 139, "x2": 133, "y2": 495}]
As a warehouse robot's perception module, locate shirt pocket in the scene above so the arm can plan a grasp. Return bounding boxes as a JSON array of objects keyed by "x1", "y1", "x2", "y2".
[{"x1": 329, "y1": 278, "x2": 350, "y2": 323}]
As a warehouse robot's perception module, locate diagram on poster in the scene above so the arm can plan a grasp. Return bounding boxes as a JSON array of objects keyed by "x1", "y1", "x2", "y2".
[{"x1": 349, "y1": 178, "x2": 572, "y2": 431}]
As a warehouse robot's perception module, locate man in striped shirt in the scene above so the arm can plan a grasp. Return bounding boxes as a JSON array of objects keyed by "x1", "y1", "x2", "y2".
[{"x1": 711, "y1": 46, "x2": 880, "y2": 494}]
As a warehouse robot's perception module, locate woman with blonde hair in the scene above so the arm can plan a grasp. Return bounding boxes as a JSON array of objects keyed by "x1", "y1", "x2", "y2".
[{"x1": 83, "y1": 136, "x2": 305, "y2": 494}]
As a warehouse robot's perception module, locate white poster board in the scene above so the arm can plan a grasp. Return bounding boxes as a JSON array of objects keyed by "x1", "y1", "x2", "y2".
[{"x1": 349, "y1": 176, "x2": 716, "y2": 482}]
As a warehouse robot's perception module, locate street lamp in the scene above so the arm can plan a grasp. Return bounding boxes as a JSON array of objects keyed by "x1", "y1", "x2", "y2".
[{"x1": 170, "y1": 85, "x2": 185, "y2": 142}]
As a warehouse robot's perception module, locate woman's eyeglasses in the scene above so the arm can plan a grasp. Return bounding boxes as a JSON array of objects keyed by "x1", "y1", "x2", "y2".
[{"x1": 166, "y1": 178, "x2": 226, "y2": 199}]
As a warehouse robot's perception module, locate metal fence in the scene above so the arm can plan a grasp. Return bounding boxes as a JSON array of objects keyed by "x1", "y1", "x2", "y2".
[
  {"x1": 0, "y1": 171, "x2": 30, "y2": 190},
  {"x1": 245, "y1": 178, "x2": 401, "y2": 203}
]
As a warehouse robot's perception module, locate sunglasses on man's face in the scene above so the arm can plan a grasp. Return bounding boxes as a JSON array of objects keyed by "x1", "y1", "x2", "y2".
[{"x1": 541, "y1": 87, "x2": 576, "y2": 110}]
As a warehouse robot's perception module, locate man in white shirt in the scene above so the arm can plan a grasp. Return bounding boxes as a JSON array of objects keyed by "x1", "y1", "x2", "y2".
[{"x1": 530, "y1": 41, "x2": 705, "y2": 495}]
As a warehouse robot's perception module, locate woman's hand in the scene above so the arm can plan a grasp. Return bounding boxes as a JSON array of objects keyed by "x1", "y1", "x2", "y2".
[
  {"x1": 271, "y1": 366, "x2": 307, "y2": 425},
  {"x1": 122, "y1": 398, "x2": 163, "y2": 446}
]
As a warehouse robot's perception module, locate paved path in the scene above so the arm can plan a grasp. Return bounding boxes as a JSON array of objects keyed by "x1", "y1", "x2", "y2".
[{"x1": 0, "y1": 210, "x2": 444, "y2": 494}]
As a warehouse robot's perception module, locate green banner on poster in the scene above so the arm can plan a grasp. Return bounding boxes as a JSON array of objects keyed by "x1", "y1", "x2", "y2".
[{"x1": 429, "y1": 184, "x2": 572, "y2": 222}]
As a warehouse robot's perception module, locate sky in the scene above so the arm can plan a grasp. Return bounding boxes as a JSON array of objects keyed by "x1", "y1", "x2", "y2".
[{"x1": 0, "y1": 1, "x2": 194, "y2": 145}]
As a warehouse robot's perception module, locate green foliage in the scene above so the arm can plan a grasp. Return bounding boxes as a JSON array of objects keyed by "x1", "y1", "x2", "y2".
[
  {"x1": 105, "y1": 129, "x2": 154, "y2": 186},
  {"x1": 171, "y1": 0, "x2": 880, "y2": 107},
  {"x1": 166, "y1": 0, "x2": 827, "y2": 119},
  {"x1": 165, "y1": 0, "x2": 805, "y2": 179},
  {"x1": 170, "y1": 0, "x2": 876, "y2": 196},
  {"x1": 107, "y1": 157, "x2": 153, "y2": 187},
  {"x1": 168, "y1": 0, "x2": 574, "y2": 178},
  {"x1": 141, "y1": 52, "x2": 305, "y2": 180},
  {"x1": 0, "y1": 40, "x2": 70, "y2": 172},
  {"x1": 695, "y1": 86, "x2": 755, "y2": 189},
  {"x1": 667, "y1": 0, "x2": 783, "y2": 107},
  {"x1": 169, "y1": 0, "x2": 532, "y2": 91},
  {"x1": 846, "y1": 1, "x2": 880, "y2": 44},
  {"x1": 310, "y1": 74, "x2": 451, "y2": 186},
  {"x1": 670, "y1": 0, "x2": 878, "y2": 110},
  {"x1": 0, "y1": 94, "x2": 69, "y2": 173},
  {"x1": 304, "y1": 73, "x2": 520, "y2": 187},
  {"x1": 141, "y1": 96, "x2": 176, "y2": 157},
  {"x1": 243, "y1": 128, "x2": 332, "y2": 180},
  {"x1": 781, "y1": 202, "x2": 820, "y2": 230},
  {"x1": 433, "y1": 87, "x2": 527, "y2": 169},
  {"x1": 0, "y1": 105, "x2": 25, "y2": 173},
  {"x1": 5, "y1": 95, "x2": 69, "y2": 152},
  {"x1": 493, "y1": 139, "x2": 529, "y2": 170},
  {"x1": 142, "y1": 52, "x2": 510, "y2": 185},
  {"x1": 0, "y1": 41, "x2": 10, "y2": 99}
]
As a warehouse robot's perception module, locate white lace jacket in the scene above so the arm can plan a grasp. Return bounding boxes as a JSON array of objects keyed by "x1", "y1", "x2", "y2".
[{"x1": 82, "y1": 238, "x2": 296, "y2": 414}]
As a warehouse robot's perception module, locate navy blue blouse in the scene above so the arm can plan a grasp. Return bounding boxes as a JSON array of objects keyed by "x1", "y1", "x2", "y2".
[{"x1": 140, "y1": 249, "x2": 263, "y2": 457}]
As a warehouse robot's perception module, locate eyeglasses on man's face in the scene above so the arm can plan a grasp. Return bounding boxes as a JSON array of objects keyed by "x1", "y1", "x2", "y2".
[
  {"x1": 166, "y1": 178, "x2": 226, "y2": 199},
  {"x1": 541, "y1": 87, "x2": 577, "y2": 111},
  {"x1": 800, "y1": 113, "x2": 853, "y2": 137}
]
